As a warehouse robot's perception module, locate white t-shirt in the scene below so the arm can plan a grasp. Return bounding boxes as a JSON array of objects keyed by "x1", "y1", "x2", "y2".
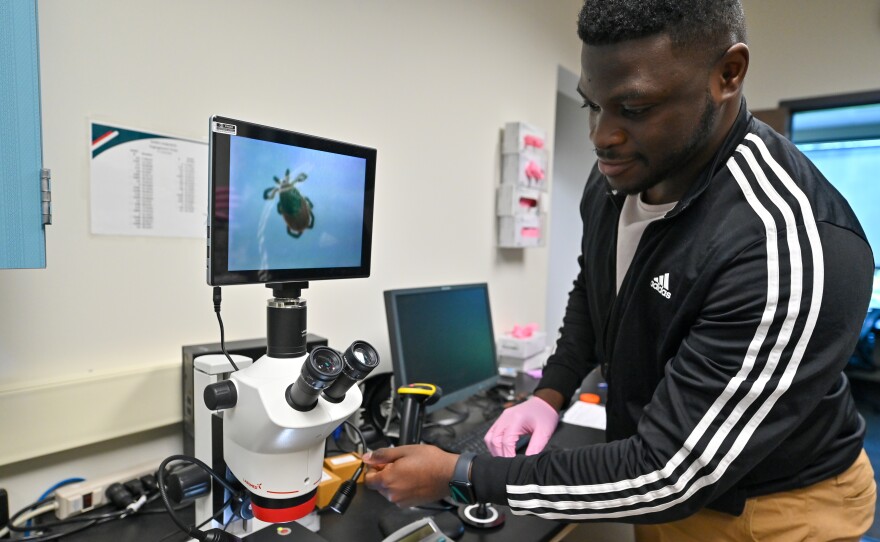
[{"x1": 616, "y1": 194, "x2": 677, "y2": 292}]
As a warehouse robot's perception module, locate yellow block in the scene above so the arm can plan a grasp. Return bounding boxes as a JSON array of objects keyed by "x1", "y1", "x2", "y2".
[
  {"x1": 316, "y1": 468, "x2": 342, "y2": 509},
  {"x1": 323, "y1": 452, "x2": 365, "y2": 483}
]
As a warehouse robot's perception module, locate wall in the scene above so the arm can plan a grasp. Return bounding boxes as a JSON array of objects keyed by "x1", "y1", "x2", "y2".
[
  {"x1": 545, "y1": 67, "x2": 592, "y2": 344},
  {"x1": 0, "y1": 0, "x2": 583, "y2": 509},
  {"x1": 742, "y1": 0, "x2": 880, "y2": 109}
]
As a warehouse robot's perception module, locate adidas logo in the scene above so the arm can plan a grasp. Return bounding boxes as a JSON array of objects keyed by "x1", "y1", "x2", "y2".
[{"x1": 650, "y1": 273, "x2": 671, "y2": 299}]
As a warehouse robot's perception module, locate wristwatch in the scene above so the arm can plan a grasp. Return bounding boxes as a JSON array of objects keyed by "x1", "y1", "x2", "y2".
[{"x1": 448, "y1": 452, "x2": 477, "y2": 505}]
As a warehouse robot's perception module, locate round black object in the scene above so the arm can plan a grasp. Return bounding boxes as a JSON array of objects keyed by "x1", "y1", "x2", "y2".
[
  {"x1": 105, "y1": 483, "x2": 135, "y2": 509},
  {"x1": 204, "y1": 380, "x2": 238, "y2": 410},
  {"x1": 166, "y1": 464, "x2": 211, "y2": 503},
  {"x1": 323, "y1": 340, "x2": 380, "y2": 403},
  {"x1": 458, "y1": 502, "x2": 505, "y2": 529},
  {"x1": 309, "y1": 347, "x2": 344, "y2": 378},
  {"x1": 343, "y1": 341, "x2": 380, "y2": 375},
  {"x1": 286, "y1": 346, "x2": 344, "y2": 411}
]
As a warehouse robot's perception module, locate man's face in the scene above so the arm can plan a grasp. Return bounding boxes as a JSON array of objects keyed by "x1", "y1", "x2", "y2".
[{"x1": 578, "y1": 34, "x2": 723, "y2": 201}]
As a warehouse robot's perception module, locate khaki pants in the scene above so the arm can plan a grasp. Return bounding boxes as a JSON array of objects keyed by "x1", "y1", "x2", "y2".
[{"x1": 634, "y1": 450, "x2": 876, "y2": 542}]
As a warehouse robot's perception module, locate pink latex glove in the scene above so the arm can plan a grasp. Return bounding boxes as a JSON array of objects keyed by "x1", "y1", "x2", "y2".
[{"x1": 484, "y1": 396, "x2": 559, "y2": 457}]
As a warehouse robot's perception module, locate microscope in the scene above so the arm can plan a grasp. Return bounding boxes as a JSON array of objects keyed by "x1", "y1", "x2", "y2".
[
  {"x1": 158, "y1": 115, "x2": 379, "y2": 541},
  {"x1": 203, "y1": 282, "x2": 378, "y2": 524}
]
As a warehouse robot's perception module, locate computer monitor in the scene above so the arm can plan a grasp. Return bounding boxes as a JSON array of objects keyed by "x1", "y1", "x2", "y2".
[
  {"x1": 384, "y1": 283, "x2": 500, "y2": 413},
  {"x1": 207, "y1": 116, "x2": 376, "y2": 286},
  {"x1": 873, "y1": 269, "x2": 880, "y2": 311},
  {"x1": 785, "y1": 91, "x2": 880, "y2": 269}
]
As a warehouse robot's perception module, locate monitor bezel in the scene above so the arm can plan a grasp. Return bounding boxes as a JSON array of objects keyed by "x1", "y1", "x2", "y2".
[
  {"x1": 207, "y1": 115, "x2": 376, "y2": 286},
  {"x1": 384, "y1": 283, "x2": 500, "y2": 414},
  {"x1": 782, "y1": 90, "x2": 880, "y2": 269}
]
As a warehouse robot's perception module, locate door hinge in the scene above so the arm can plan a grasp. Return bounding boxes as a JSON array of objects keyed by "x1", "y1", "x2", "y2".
[{"x1": 41, "y1": 168, "x2": 52, "y2": 226}]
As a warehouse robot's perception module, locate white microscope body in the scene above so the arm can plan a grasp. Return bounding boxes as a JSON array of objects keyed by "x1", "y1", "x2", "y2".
[
  {"x1": 222, "y1": 353, "x2": 361, "y2": 522},
  {"x1": 200, "y1": 283, "x2": 379, "y2": 534}
]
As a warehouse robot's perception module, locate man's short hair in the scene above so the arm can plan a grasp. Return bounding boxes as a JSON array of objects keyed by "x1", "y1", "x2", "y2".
[{"x1": 577, "y1": 0, "x2": 746, "y2": 56}]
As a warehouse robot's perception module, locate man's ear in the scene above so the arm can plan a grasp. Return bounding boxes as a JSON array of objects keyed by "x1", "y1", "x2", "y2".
[{"x1": 713, "y1": 43, "x2": 749, "y2": 101}]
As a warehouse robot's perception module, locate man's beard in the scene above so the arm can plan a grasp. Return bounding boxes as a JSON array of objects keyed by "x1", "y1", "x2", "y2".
[{"x1": 618, "y1": 91, "x2": 719, "y2": 197}]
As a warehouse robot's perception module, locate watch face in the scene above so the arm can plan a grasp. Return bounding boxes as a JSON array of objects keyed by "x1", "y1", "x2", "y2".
[{"x1": 449, "y1": 481, "x2": 475, "y2": 505}]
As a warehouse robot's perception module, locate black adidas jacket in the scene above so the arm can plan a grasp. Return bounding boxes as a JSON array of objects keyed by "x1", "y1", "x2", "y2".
[{"x1": 473, "y1": 101, "x2": 874, "y2": 522}]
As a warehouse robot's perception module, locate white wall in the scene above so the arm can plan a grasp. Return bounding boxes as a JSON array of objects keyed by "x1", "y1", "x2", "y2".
[
  {"x1": 0, "y1": 0, "x2": 583, "y2": 510},
  {"x1": 742, "y1": 0, "x2": 880, "y2": 109},
  {"x1": 6, "y1": 0, "x2": 584, "y2": 385},
  {"x1": 545, "y1": 67, "x2": 593, "y2": 345}
]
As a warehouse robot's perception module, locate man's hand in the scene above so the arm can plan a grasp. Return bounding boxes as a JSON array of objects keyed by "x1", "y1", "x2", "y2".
[
  {"x1": 363, "y1": 445, "x2": 458, "y2": 507},
  {"x1": 484, "y1": 391, "x2": 562, "y2": 457}
]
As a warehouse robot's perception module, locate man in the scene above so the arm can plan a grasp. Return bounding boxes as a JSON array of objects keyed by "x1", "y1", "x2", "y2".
[{"x1": 364, "y1": 1, "x2": 877, "y2": 539}]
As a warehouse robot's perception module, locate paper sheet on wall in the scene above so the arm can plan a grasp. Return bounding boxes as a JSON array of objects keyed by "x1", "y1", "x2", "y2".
[
  {"x1": 89, "y1": 122, "x2": 207, "y2": 237},
  {"x1": 561, "y1": 401, "x2": 606, "y2": 430}
]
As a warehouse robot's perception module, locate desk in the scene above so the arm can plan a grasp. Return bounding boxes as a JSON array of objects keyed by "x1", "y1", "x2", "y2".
[
  {"x1": 50, "y1": 422, "x2": 603, "y2": 542},
  {"x1": 53, "y1": 377, "x2": 606, "y2": 541},
  {"x1": 318, "y1": 416, "x2": 606, "y2": 541},
  {"x1": 320, "y1": 489, "x2": 561, "y2": 542}
]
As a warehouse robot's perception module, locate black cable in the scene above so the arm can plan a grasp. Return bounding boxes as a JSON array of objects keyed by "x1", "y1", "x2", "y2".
[
  {"x1": 7, "y1": 519, "x2": 98, "y2": 541},
  {"x1": 8, "y1": 484, "x2": 202, "y2": 541},
  {"x1": 212, "y1": 286, "x2": 240, "y2": 371},
  {"x1": 158, "y1": 455, "x2": 243, "y2": 542},
  {"x1": 7, "y1": 507, "x2": 127, "y2": 531},
  {"x1": 11, "y1": 490, "x2": 176, "y2": 535},
  {"x1": 342, "y1": 419, "x2": 367, "y2": 455},
  {"x1": 139, "y1": 490, "x2": 192, "y2": 515},
  {"x1": 5, "y1": 496, "x2": 55, "y2": 532},
  {"x1": 156, "y1": 497, "x2": 233, "y2": 542},
  {"x1": 5, "y1": 496, "x2": 127, "y2": 541}
]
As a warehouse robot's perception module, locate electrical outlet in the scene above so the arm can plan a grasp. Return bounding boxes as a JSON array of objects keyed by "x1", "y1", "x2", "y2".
[{"x1": 54, "y1": 460, "x2": 161, "y2": 519}]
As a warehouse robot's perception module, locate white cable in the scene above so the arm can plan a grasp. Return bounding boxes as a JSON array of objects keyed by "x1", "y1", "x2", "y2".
[
  {"x1": 126, "y1": 494, "x2": 148, "y2": 514},
  {"x1": 0, "y1": 501, "x2": 59, "y2": 537}
]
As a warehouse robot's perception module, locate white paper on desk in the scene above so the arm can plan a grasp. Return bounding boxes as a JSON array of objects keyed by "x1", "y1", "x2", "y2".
[{"x1": 561, "y1": 401, "x2": 606, "y2": 430}]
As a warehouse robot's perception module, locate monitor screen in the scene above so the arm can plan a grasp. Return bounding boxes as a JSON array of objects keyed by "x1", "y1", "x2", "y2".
[
  {"x1": 786, "y1": 94, "x2": 880, "y2": 268},
  {"x1": 873, "y1": 269, "x2": 880, "y2": 311},
  {"x1": 384, "y1": 283, "x2": 500, "y2": 413},
  {"x1": 208, "y1": 116, "x2": 376, "y2": 285}
]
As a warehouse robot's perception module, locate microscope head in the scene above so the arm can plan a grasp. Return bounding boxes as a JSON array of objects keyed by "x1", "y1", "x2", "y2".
[{"x1": 207, "y1": 342, "x2": 378, "y2": 523}]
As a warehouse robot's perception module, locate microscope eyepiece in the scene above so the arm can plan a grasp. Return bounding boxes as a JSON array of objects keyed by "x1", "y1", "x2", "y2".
[
  {"x1": 310, "y1": 348, "x2": 343, "y2": 379},
  {"x1": 286, "y1": 346, "x2": 344, "y2": 411},
  {"x1": 345, "y1": 341, "x2": 380, "y2": 376},
  {"x1": 323, "y1": 340, "x2": 380, "y2": 403}
]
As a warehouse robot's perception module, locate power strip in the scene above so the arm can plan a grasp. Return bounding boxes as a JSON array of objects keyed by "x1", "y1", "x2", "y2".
[{"x1": 53, "y1": 460, "x2": 161, "y2": 519}]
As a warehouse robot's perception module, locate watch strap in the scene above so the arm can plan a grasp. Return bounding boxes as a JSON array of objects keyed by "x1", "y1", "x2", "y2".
[
  {"x1": 449, "y1": 452, "x2": 477, "y2": 504},
  {"x1": 453, "y1": 452, "x2": 476, "y2": 483}
]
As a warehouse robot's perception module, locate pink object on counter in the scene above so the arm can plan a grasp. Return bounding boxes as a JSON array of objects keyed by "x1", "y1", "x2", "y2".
[{"x1": 511, "y1": 323, "x2": 540, "y2": 338}]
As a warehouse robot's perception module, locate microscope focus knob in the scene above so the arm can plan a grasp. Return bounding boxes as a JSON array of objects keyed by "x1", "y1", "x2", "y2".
[{"x1": 204, "y1": 380, "x2": 238, "y2": 410}]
